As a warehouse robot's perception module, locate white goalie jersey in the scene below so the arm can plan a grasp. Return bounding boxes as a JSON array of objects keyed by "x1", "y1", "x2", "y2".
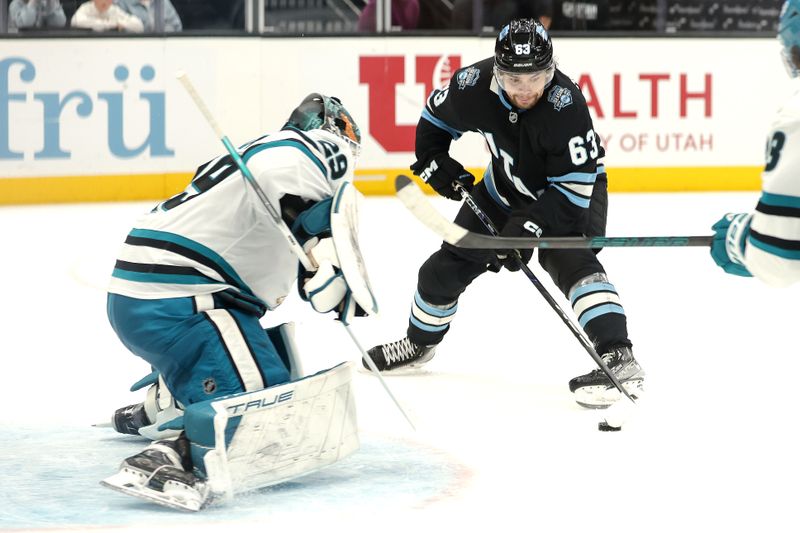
[
  {"x1": 108, "y1": 128, "x2": 355, "y2": 310},
  {"x1": 740, "y1": 84, "x2": 800, "y2": 287}
]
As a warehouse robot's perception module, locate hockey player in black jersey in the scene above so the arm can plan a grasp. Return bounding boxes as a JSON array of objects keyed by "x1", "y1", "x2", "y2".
[{"x1": 367, "y1": 18, "x2": 644, "y2": 408}]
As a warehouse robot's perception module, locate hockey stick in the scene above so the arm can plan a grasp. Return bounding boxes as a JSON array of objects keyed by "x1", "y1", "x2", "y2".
[
  {"x1": 176, "y1": 71, "x2": 416, "y2": 431},
  {"x1": 454, "y1": 183, "x2": 635, "y2": 403},
  {"x1": 396, "y1": 175, "x2": 712, "y2": 249}
]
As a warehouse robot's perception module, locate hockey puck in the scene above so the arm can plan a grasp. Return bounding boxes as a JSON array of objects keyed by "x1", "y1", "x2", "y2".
[{"x1": 598, "y1": 421, "x2": 621, "y2": 432}]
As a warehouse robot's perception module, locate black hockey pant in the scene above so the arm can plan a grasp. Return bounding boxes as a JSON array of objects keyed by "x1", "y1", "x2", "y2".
[{"x1": 406, "y1": 178, "x2": 631, "y2": 354}]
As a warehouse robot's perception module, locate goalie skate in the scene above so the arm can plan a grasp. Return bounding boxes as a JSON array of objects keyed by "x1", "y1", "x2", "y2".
[
  {"x1": 569, "y1": 346, "x2": 645, "y2": 408},
  {"x1": 101, "y1": 438, "x2": 211, "y2": 512},
  {"x1": 101, "y1": 466, "x2": 210, "y2": 512}
]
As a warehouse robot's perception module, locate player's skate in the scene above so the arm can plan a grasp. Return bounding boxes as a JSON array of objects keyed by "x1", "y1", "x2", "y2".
[
  {"x1": 365, "y1": 336, "x2": 436, "y2": 373},
  {"x1": 569, "y1": 346, "x2": 645, "y2": 408},
  {"x1": 101, "y1": 435, "x2": 210, "y2": 512}
]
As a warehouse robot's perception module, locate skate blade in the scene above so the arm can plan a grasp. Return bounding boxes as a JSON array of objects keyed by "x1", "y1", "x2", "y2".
[
  {"x1": 101, "y1": 470, "x2": 208, "y2": 512},
  {"x1": 573, "y1": 379, "x2": 644, "y2": 409},
  {"x1": 357, "y1": 363, "x2": 431, "y2": 377}
]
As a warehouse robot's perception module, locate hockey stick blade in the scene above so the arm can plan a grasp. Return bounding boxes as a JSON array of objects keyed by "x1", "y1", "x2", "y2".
[{"x1": 394, "y1": 175, "x2": 712, "y2": 249}]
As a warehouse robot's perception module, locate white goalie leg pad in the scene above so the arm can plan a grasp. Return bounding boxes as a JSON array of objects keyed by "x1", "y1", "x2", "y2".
[
  {"x1": 330, "y1": 181, "x2": 379, "y2": 315},
  {"x1": 265, "y1": 321, "x2": 305, "y2": 381},
  {"x1": 183, "y1": 361, "x2": 359, "y2": 500}
]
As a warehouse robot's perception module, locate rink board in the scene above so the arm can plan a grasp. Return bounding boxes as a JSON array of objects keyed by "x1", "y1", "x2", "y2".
[{"x1": 0, "y1": 36, "x2": 783, "y2": 203}]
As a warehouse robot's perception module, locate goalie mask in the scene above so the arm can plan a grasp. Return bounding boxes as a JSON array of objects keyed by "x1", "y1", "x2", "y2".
[
  {"x1": 286, "y1": 93, "x2": 362, "y2": 159},
  {"x1": 493, "y1": 19, "x2": 555, "y2": 96},
  {"x1": 779, "y1": 0, "x2": 800, "y2": 77}
]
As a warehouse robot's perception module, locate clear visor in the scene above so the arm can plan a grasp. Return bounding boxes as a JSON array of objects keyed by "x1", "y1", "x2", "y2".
[
  {"x1": 323, "y1": 116, "x2": 362, "y2": 160},
  {"x1": 341, "y1": 136, "x2": 362, "y2": 161},
  {"x1": 494, "y1": 65, "x2": 555, "y2": 93}
]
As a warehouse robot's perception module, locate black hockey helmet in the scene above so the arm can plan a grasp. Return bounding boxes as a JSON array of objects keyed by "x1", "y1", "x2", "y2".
[
  {"x1": 494, "y1": 18, "x2": 554, "y2": 74},
  {"x1": 286, "y1": 93, "x2": 361, "y2": 158}
]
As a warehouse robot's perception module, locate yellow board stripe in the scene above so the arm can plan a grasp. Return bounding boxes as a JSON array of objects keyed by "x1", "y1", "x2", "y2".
[
  {"x1": 0, "y1": 166, "x2": 762, "y2": 205},
  {"x1": 0, "y1": 173, "x2": 193, "y2": 205}
]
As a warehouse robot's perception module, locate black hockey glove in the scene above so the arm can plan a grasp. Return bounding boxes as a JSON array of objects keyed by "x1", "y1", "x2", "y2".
[
  {"x1": 411, "y1": 154, "x2": 475, "y2": 201},
  {"x1": 497, "y1": 211, "x2": 542, "y2": 272}
]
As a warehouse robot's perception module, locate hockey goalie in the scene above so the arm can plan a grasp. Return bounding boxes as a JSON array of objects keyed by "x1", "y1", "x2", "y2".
[{"x1": 100, "y1": 93, "x2": 376, "y2": 511}]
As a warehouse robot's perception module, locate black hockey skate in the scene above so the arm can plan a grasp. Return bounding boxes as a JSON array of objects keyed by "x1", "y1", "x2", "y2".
[
  {"x1": 108, "y1": 374, "x2": 183, "y2": 440},
  {"x1": 569, "y1": 346, "x2": 645, "y2": 409},
  {"x1": 112, "y1": 402, "x2": 151, "y2": 436},
  {"x1": 365, "y1": 336, "x2": 436, "y2": 373},
  {"x1": 101, "y1": 434, "x2": 210, "y2": 512}
]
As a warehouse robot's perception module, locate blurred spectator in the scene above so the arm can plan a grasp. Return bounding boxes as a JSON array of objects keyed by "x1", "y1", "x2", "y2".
[
  {"x1": 551, "y1": 0, "x2": 609, "y2": 30},
  {"x1": 71, "y1": 0, "x2": 144, "y2": 31},
  {"x1": 115, "y1": 0, "x2": 182, "y2": 32},
  {"x1": 452, "y1": 0, "x2": 552, "y2": 31},
  {"x1": 8, "y1": 0, "x2": 67, "y2": 30},
  {"x1": 357, "y1": 0, "x2": 419, "y2": 31},
  {"x1": 417, "y1": 0, "x2": 452, "y2": 29}
]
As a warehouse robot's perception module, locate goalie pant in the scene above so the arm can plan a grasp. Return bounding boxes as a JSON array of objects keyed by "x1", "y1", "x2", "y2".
[
  {"x1": 108, "y1": 292, "x2": 297, "y2": 407},
  {"x1": 406, "y1": 177, "x2": 632, "y2": 356}
]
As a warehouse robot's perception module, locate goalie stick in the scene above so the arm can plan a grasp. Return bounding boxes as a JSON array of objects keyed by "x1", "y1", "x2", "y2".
[
  {"x1": 176, "y1": 72, "x2": 415, "y2": 431},
  {"x1": 454, "y1": 183, "x2": 635, "y2": 404},
  {"x1": 396, "y1": 175, "x2": 712, "y2": 249}
]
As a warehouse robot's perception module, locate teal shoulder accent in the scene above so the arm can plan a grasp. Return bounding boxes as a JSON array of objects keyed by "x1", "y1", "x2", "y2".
[{"x1": 243, "y1": 139, "x2": 326, "y2": 177}]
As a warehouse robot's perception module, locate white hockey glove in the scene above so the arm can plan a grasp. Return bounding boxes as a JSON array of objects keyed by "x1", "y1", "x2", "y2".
[{"x1": 301, "y1": 237, "x2": 349, "y2": 313}]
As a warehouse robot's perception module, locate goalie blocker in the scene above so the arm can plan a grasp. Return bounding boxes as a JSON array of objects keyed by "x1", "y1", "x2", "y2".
[{"x1": 102, "y1": 361, "x2": 359, "y2": 511}]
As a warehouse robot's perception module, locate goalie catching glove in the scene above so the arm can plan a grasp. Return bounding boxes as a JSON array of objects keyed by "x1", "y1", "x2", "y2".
[
  {"x1": 300, "y1": 236, "x2": 366, "y2": 319},
  {"x1": 293, "y1": 181, "x2": 378, "y2": 321},
  {"x1": 411, "y1": 154, "x2": 475, "y2": 201}
]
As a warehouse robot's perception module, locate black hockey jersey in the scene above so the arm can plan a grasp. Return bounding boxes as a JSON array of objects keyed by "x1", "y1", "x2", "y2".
[{"x1": 415, "y1": 57, "x2": 605, "y2": 236}]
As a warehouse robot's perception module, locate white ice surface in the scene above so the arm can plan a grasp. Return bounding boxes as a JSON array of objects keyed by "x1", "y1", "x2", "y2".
[{"x1": 1, "y1": 192, "x2": 798, "y2": 533}]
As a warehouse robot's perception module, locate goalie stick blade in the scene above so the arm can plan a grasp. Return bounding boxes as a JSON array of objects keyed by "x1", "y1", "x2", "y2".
[{"x1": 393, "y1": 175, "x2": 713, "y2": 250}]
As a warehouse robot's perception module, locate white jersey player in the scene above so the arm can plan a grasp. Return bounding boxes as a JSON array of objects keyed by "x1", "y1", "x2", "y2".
[
  {"x1": 101, "y1": 94, "x2": 369, "y2": 511},
  {"x1": 710, "y1": 0, "x2": 800, "y2": 287}
]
